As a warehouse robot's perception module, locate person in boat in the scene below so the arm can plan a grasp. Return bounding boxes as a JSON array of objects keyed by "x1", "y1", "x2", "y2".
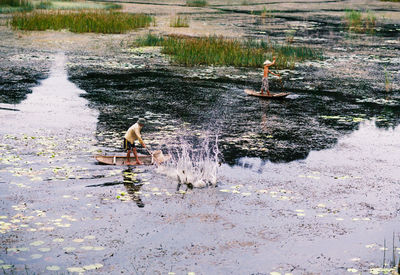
[
  {"x1": 261, "y1": 57, "x2": 280, "y2": 96},
  {"x1": 124, "y1": 118, "x2": 146, "y2": 165}
]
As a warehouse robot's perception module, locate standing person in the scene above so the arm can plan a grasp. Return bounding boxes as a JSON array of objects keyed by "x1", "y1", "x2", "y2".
[
  {"x1": 124, "y1": 118, "x2": 146, "y2": 165},
  {"x1": 260, "y1": 57, "x2": 280, "y2": 96}
]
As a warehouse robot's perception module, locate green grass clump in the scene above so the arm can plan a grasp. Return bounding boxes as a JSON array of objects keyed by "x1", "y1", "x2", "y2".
[
  {"x1": 11, "y1": 11, "x2": 153, "y2": 33},
  {"x1": 0, "y1": 0, "x2": 33, "y2": 13},
  {"x1": 260, "y1": 6, "x2": 273, "y2": 18},
  {"x1": 44, "y1": 1, "x2": 121, "y2": 10},
  {"x1": 170, "y1": 15, "x2": 189, "y2": 27},
  {"x1": 186, "y1": 0, "x2": 207, "y2": 7},
  {"x1": 103, "y1": 3, "x2": 122, "y2": 10},
  {"x1": 35, "y1": 0, "x2": 52, "y2": 9},
  {"x1": 344, "y1": 9, "x2": 376, "y2": 34},
  {"x1": 135, "y1": 34, "x2": 323, "y2": 69},
  {"x1": 380, "y1": 0, "x2": 400, "y2": 2},
  {"x1": 135, "y1": 33, "x2": 164, "y2": 46},
  {"x1": 1, "y1": 0, "x2": 121, "y2": 13},
  {"x1": 0, "y1": 0, "x2": 31, "y2": 7}
]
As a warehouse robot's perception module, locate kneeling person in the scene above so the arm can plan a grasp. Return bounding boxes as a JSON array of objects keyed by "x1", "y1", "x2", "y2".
[{"x1": 124, "y1": 118, "x2": 146, "y2": 165}]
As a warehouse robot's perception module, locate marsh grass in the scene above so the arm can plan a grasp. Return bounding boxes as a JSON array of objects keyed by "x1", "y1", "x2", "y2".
[
  {"x1": 35, "y1": 0, "x2": 52, "y2": 9},
  {"x1": 186, "y1": 0, "x2": 207, "y2": 7},
  {"x1": 344, "y1": 9, "x2": 376, "y2": 34},
  {"x1": 1, "y1": 0, "x2": 120, "y2": 13},
  {"x1": 385, "y1": 67, "x2": 393, "y2": 93},
  {"x1": 103, "y1": 3, "x2": 121, "y2": 10},
  {"x1": 0, "y1": 0, "x2": 33, "y2": 13},
  {"x1": 170, "y1": 15, "x2": 189, "y2": 27},
  {"x1": 12, "y1": 11, "x2": 153, "y2": 33},
  {"x1": 285, "y1": 29, "x2": 296, "y2": 44},
  {"x1": 135, "y1": 34, "x2": 323, "y2": 69},
  {"x1": 260, "y1": 6, "x2": 273, "y2": 18},
  {"x1": 379, "y1": 234, "x2": 400, "y2": 275},
  {"x1": 42, "y1": 1, "x2": 121, "y2": 10}
]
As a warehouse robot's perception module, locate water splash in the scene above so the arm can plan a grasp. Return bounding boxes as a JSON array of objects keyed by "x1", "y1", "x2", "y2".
[{"x1": 157, "y1": 135, "x2": 220, "y2": 189}]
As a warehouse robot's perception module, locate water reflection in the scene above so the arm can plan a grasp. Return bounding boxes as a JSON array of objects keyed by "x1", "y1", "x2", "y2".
[
  {"x1": 0, "y1": 52, "x2": 98, "y2": 135},
  {"x1": 122, "y1": 168, "x2": 145, "y2": 208}
]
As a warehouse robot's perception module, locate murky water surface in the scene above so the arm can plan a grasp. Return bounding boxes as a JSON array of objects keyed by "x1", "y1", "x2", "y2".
[{"x1": 0, "y1": 50, "x2": 399, "y2": 274}]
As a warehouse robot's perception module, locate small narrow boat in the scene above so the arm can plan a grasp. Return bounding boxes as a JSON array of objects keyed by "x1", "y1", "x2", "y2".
[{"x1": 245, "y1": 89, "x2": 290, "y2": 98}]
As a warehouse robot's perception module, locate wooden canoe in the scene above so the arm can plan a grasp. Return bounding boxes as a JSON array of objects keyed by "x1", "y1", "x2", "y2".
[
  {"x1": 245, "y1": 89, "x2": 290, "y2": 98},
  {"x1": 95, "y1": 150, "x2": 171, "y2": 166}
]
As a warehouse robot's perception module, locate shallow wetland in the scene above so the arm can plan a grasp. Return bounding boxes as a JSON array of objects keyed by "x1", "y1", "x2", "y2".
[{"x1": 0, "y1": 0, "x2": 400, "y2": 274}]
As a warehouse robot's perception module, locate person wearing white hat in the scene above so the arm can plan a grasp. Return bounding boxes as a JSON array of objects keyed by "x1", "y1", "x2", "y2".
[
  {"x1": 260, "y1": 57, "x2": 280, "y2": 95},
  {"x1": 123, "y1": 118, "x2": 146, "y2": 165}
]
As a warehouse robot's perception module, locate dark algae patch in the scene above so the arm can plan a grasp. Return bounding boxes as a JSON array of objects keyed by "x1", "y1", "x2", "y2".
[
  {"x1": 0, "y1": 49, "x2": 50, "y2": 105},
  {"x1": 68, "y1": 67, "x2": 400, "y2": 164}
]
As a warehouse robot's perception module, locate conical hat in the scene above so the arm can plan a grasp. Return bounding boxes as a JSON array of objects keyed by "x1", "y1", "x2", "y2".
[{"x1": 263, "y1": 59, "x2": 272, "y2": 65}]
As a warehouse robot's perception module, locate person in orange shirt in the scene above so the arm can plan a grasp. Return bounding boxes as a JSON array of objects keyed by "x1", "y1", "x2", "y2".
[
  {"x1": 260, "y1": 57, "x2": 280, "y2": 95},
  {"x1": 123, "y1": 118, "x2": 146, "y2": 165}
]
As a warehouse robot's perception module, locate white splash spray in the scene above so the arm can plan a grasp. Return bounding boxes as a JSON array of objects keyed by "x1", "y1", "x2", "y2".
[{"x1": 157, "y1": 135, "x2": 220, "y2": 188}]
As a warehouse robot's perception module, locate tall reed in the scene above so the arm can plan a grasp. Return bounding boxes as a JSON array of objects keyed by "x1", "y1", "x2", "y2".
[
  {"x1": 170, "y1": 15, "x2": 189, "y2": 27},
  {"x1": 135, "y1": 34, "x2": 323, "y2": 69},
  {"x1": 344, "y1": 9, "x2": 376, "y2": 34},
  {"x1": 0, "y1": 0, "x2": 30, "y2": 7},
  {"x1": 186, "y1": 0, "x2": 207, "y2": 7},
  {"x1": 0, "y1": 0, "x2": 33, "y2": 13},
  {"x1": 11, "y1": 11, "x2": 153, "y2": 33}
]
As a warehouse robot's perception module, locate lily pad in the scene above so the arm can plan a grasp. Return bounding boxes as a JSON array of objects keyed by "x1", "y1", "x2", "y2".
[
  {"x1": 67, "y1": 267, "x2": 85, "y2": 273},
  {"x1": 53, "y1": 238, "x2": 64, "y2": 243},
  {"x1": 46, "y1": 265, "x2": 61, "y2": 271},
  {"x1": 0, "y1": 265, "x2": 12, "y2": 270},
  {"x1": 83, "y1": 263, "x2": 103, "y2": 270},
  {"x1": 30, "y1": 241, "x2": 44, "y2": 246},
  {"x1": 73, "y1": 238, "x2": 84, "y2": 243}
]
